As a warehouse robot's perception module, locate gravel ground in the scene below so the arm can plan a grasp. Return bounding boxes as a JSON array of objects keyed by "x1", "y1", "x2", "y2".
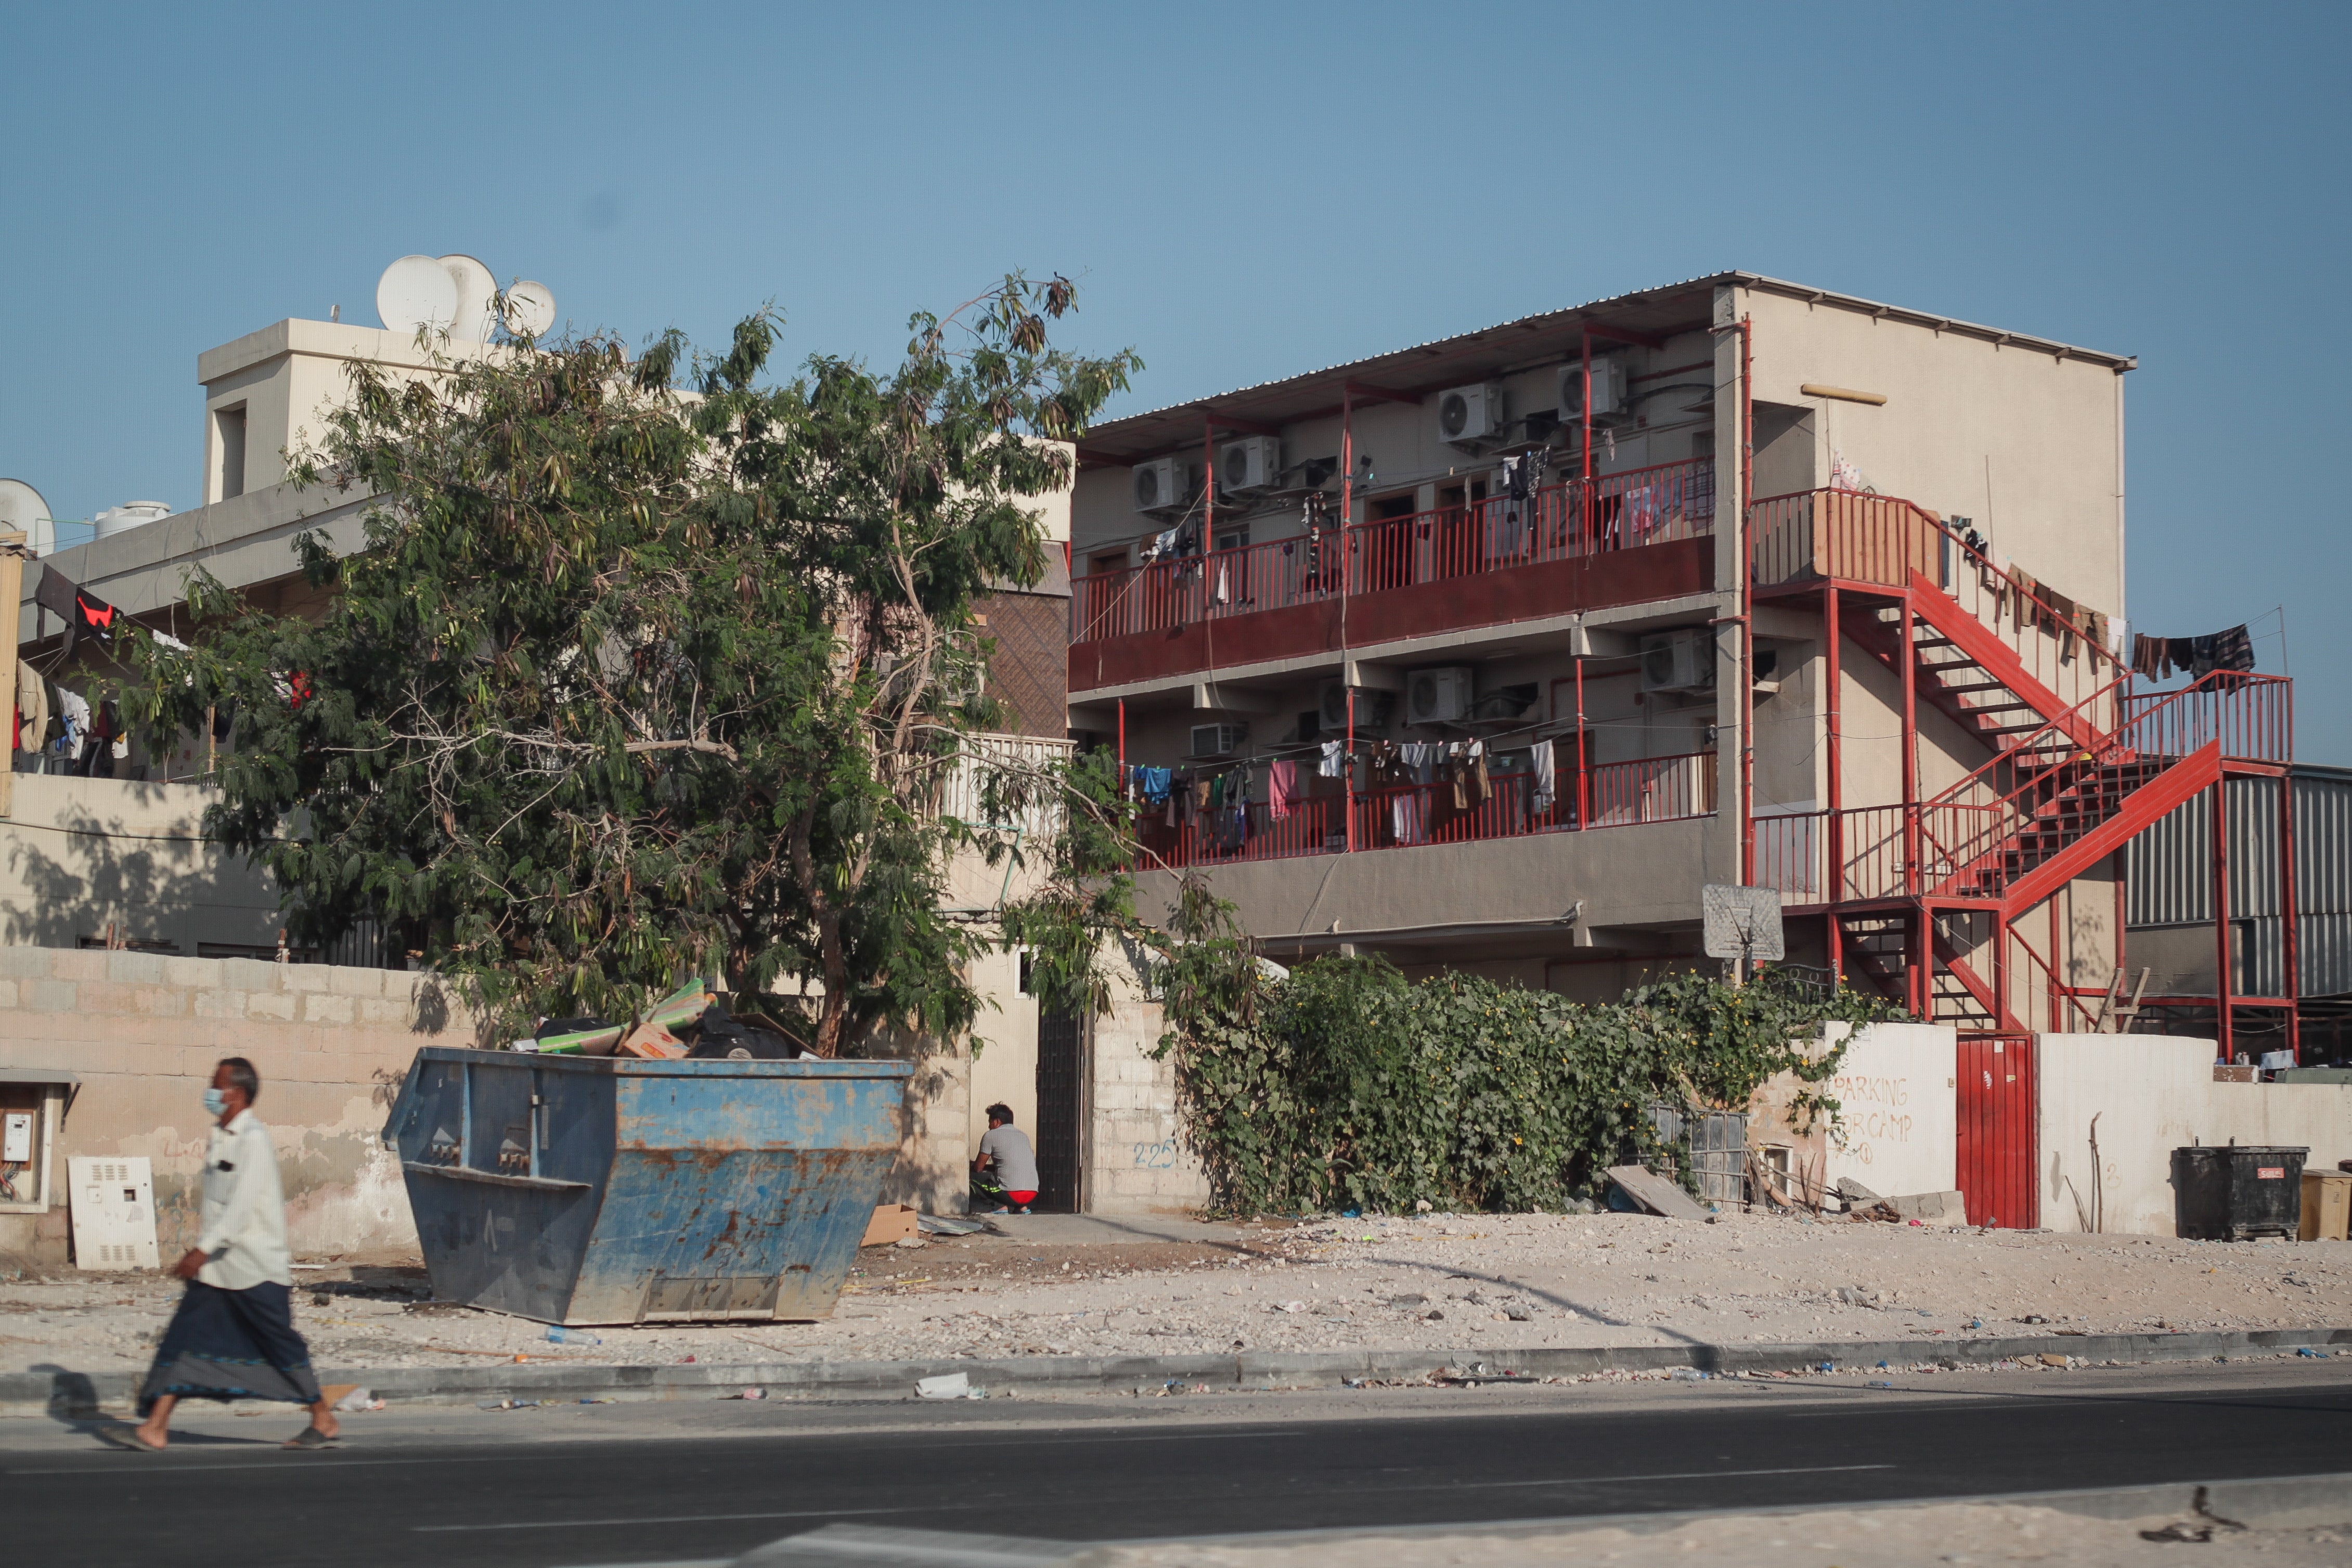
[
  {"x1": 1105, "y1": 1502, "x2": 2352, "y2": 1567},
  {"x1": 3, "y1": 1210, "x2": 2348, "y2": 1374}
]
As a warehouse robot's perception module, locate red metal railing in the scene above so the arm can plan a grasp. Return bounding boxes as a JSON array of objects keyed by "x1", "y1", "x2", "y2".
[
  {"x1": 1074, "y1": 458, "x2": 1714, "y2": 643},
  {"x1": 1747, "y1": 488, "x2": 2128, "y2": 725},
  {"x1": 1131, "y1": 751, "x2": 1715, "y2": 871},
  {"x1": 1754, "y1": 671, "x2": 2286, "y2": 908},
  {"x1": 2117, "y1": 672, "x2": 2291, "y2": 763}
]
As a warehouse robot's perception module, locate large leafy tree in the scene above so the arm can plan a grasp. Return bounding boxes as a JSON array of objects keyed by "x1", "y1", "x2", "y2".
[{"x1": 121, "y1": 278, "x2": 1136, "y2": 1055}]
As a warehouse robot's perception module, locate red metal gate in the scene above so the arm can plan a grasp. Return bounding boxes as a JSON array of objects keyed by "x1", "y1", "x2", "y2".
[{"x1": 1955, "y1": 1034, "x2": 2037, "y2": 1228}]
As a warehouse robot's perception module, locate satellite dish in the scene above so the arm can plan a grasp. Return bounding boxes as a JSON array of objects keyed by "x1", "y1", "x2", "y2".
[
  {"x1": 501, "y1": 280, "x2": 557, "y2": 340},
  {"x1": 0, "y1": 478, "x2": 56, "y2": 557},
  {"x1": 377, "y1": 254, "x2": 459, "y2": 336},
  {"x1": 438, "y1": 254, "x2": 498, "y2": 343}
]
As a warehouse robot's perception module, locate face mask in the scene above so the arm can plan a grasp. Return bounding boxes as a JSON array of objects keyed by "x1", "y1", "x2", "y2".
[{"x1": 203, "y1": 1087, "x2": 229, "y2": 1117}]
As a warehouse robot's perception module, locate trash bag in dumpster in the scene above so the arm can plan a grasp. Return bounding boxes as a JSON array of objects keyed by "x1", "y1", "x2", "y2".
[{"x1": 383, "y1": 1046, "x2": 913, "y2": 1324}]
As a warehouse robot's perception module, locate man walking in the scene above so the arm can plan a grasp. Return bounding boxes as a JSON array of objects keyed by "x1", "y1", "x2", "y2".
[
  {"x1": 102, "y1": 1057, "x2": 341, "y2": 1451},
  {"x1": 971, "y1": 1102, "x2": 1040, "y2": 1214}
]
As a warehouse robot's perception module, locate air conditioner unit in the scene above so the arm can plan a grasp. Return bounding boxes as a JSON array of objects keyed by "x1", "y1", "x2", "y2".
[
  {"x1": 1132, "y1": 456, "x2": 1187, "y2": 514},
  {"x1": 1318, "y1": 683, "x2": 1393, "y2": 733},
  {"x1": 1437, "y1": 383, "x2": 1506, "y2": 447},
  {"x1": 1218, "y1": 435, "x2": 1282, "y2": 496},
  {"x1": 1190, "y1": 722, "x2": 1248, "y2": 758},
  {"x1": 1557, "y1": 357, "x2": 1627, "y2": 420},
  {"x1": 1404, "y1": 666, "x2": 1474, "y2": 726},
  {"x1": 1639, "y1": 629, "x2": 1716, "y2": 693}
]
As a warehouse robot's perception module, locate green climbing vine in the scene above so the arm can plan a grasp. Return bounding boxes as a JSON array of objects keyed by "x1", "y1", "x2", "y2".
[{"x1": 1148, "y1": 880, "x2": 1905, "y2": 1216}]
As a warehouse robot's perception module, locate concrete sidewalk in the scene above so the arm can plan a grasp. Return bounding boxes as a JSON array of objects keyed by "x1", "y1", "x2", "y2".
[{"x1": 975, "y1": 1214, "x2": 1248, "y2": 1246}]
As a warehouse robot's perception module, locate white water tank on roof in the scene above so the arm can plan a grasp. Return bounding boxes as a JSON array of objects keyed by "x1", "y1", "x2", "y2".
[{"x1": 92, "y1": 501, "x2": 171, "y2": 540}]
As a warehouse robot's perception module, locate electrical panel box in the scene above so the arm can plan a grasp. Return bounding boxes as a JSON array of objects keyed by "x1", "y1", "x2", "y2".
[
  {"x1": 1557, "y1": 357, "x2": 1627, "y2": 420},
  {"x1": 1, "y1": 1112, "x2": 29, "y2": 1163},
  {"x1": 67, "y1": 1156, "x2": 160, "y2": 1271}
]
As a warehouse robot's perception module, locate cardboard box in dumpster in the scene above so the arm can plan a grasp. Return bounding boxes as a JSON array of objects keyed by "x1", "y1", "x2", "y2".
[{"x1": 861, "y1": 1204, "x2": 918, "y2": 1247}]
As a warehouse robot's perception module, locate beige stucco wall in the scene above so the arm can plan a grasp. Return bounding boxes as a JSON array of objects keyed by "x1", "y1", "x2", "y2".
[
  {"x1": 0, "y1": 947, "x2": 470, "y2": 1263},
  {"x1": 2038, "y1": 1033, "x2": 2352, "y2": 1236},
  {"x1": 1739, "y1": 288, "x2": 2126, "y2": 622},
  {"x1": 1818, "y1": 1023, "x2": 1959, "y2": 1200},
  {"x1": 197, "y1": 320, "x2": 500, "y2": 504},
  {"x1": 0, "y1": 775, "x2": 281, "y2": 956}
]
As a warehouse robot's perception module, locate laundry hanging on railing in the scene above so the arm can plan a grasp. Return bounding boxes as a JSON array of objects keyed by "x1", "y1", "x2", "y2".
[
  {"x1": 33, "y1": 567, "x2": 120, "y2": 656},
  {"x1": 2131, "y1": 625, "x2": 2254, "y2": 681}
]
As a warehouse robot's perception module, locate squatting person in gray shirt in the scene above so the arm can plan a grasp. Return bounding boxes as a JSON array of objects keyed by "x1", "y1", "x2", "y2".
[{"x1": 971, "y1": 1102, "x2": 1040, "y2": 1214}]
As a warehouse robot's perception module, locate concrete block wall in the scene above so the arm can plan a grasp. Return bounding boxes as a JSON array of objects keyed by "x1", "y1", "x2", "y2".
[
  {"x1": 2039, "y1": 1033, "x2": 2352, "y2": 1236},
  {"x1": 1084, "y1": 949, "x2": 1209, "y2": 1216},
  {"x1": 0, "y1": 946, "x2": 473, "y2": 1263}
]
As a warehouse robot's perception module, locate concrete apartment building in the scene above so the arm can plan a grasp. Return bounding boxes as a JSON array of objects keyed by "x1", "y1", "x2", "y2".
[{"x1": 1064, "y1": 272, "x2": 2311, "y2": 1225}]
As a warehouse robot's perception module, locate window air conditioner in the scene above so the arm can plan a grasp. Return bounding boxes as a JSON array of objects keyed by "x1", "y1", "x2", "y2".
[
  {"x1": 1217, "y1": 436, "x2": 1282, "y2": 496},
  {"x1": 1557, "y1": 357, "x2": 1627, "y2": 420},
  {"x1": 1639, "y1": 629, "x2": 1716, "y2": 693},
  {"x1": 1132, "y1": 456, "x2": 1187, "y2": 514},
  {"x1": 1437, "y1": 383, "x2": 1506, "y2": 447},
  {"x1": 1319, "y1": 683, "x2": 1392, "y2": 733},
  {"x1": 1190, "y1": 722, "x2": 1248, "y2": 758},
  {"x1": 1404, "y1": 667, "x2": 1474, "y2": 726}
]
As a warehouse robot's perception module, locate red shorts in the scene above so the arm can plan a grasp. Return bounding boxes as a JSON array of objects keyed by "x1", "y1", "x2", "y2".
[{"x1": 1005, "y1": 1190, "x2": 1037, "y2": 1206}]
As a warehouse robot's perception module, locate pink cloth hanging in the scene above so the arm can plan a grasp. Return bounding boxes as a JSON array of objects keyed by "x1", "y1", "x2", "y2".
[{"x1": 1267, "y1": 760, "x2": 1297, "y2": 821}]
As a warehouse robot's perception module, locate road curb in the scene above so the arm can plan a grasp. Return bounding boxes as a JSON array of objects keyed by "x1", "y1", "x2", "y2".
[{"x1": 8, "y1": 1324, "x2": 2348, "y2": 1416}]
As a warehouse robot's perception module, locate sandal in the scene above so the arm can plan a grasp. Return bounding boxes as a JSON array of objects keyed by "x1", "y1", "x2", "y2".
[
  {"x1": 97, "y1": 1425, "x2": 164, "y2": 1453},
  {"x1": 282, "y1": 1426, "x2": 341, "y2": 1450}
]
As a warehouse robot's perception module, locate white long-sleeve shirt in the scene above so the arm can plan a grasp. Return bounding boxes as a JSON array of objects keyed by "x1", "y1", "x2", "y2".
[{"x1": 196, "y1": 1110, "x2": 293, "y2": 1290}]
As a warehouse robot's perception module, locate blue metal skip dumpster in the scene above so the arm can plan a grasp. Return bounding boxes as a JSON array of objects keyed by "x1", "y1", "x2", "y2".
[{"x1": 383, "y1": 1047, "x2": 913, "y2": 1325}]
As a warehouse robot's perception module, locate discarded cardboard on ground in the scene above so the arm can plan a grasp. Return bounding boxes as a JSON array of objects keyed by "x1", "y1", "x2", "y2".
[
  {"x1": 861, "y1": 1203, "x2": 919, "y2": 1247},
  {"x1": 1606, "y1": 1164, "x2": 1711, "y2": 1221}
]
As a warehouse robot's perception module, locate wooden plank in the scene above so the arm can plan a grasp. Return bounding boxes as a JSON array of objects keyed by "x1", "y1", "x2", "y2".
[{"x1": 1605, "y1": 1164, "x2": 1711, "y2": 1221}]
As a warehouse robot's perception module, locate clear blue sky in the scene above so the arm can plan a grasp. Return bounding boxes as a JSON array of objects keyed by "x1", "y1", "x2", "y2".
[{"x1": 5, "y1": 3, "x2": 2346, "y2": 758}]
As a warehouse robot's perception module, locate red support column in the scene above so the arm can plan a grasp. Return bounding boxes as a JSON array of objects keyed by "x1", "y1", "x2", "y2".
[
  {"x1": 2213, "y1": 779, "x2": 2235, "y2": 1062},
  {"x1": 1901, "y1": 595, "x2": 1920, "y2": 896},
  {"x1": 1341, "y1": 386, "x2": 1355, "y2": 854},
  {"x1": 2281, "y1": 770, "x2": 2301, "y2": 1060},
  {"x1": 1825, "y1": 583, "x2": 1844, "y2": 899},
  {"x1": 1580, "y1": 332, "x2": 1594, "y2": 550},
  {"x1": 1574, "y1": 653, "x2": 1588, "y2": 830}
]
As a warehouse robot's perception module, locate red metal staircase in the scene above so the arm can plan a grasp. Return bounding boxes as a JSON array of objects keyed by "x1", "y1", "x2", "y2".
[{"x1": 1749, "y1": 489, "x2": 2291, "y2": 1038}]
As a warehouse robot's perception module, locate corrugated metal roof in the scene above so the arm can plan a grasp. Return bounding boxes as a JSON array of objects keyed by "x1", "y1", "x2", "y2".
[{"x1": 1076, "y1": 270, "x2": 2137, "y2": 464}]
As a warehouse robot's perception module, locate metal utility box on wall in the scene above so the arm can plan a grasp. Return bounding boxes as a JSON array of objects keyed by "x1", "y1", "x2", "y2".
[
  {"x1": 384, "y1": 1048, "x2": 913, "y2": 1325},
  {"x1": 66, "y1": 1156, "x2": 159, "y2": 1269},
  {"x1": 0, "y1": 1070, "x2": 75, "y2": 1221}
]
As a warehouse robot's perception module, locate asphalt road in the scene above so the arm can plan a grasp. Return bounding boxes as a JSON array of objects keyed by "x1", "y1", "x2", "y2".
[{"x1": 6, "y1": 1362, "x2": 2350, "y2": 1568}]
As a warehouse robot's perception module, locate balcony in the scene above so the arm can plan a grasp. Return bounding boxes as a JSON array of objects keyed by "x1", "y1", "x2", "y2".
[
  {"x1": 1134, "y1": 750, "x2": 1715, "y2": 871},
  {"x1": 1071, "y1": 458, "x2": 1716, "y2": 694}
]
